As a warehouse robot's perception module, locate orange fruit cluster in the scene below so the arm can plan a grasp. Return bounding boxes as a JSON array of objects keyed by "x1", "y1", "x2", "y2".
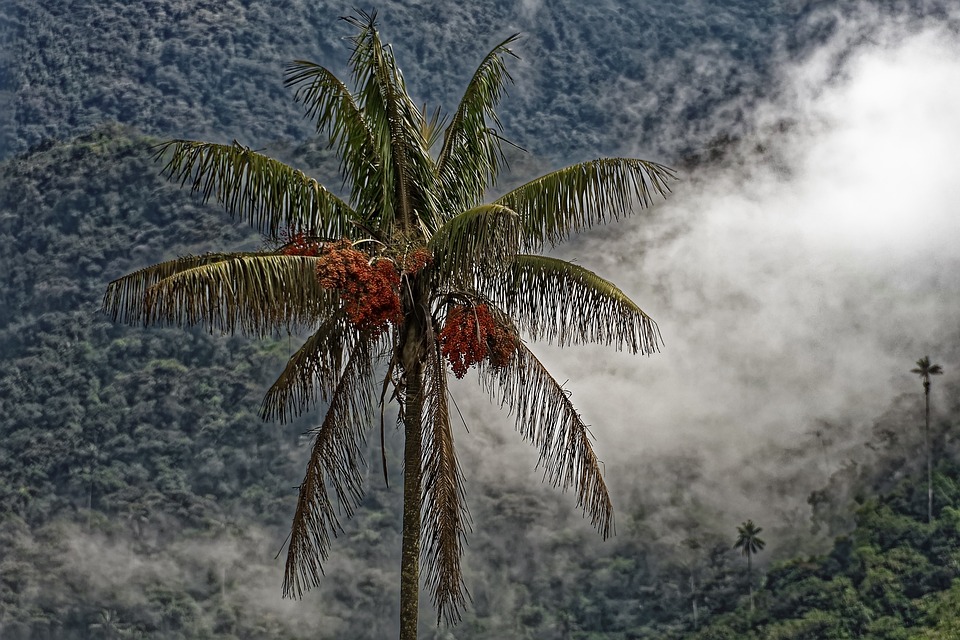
[
  {"x1": 316, "y1": 240, "x2": 403, "y2": 331},
  {"x1": 280, "y1": 231, "x2": 321, "y2": 256},
  {"x1": 438, "y1": 304, "x2": 516, "y2": 378},
  {"x1": 401, "y1": 247, "x2": 433, "y2": 275}
]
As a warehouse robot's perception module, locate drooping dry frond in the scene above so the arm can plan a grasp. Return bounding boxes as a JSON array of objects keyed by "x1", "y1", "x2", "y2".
[
  {"x1": 495, "y1": 157, "x2": 675, "y2": 247},
  {"x1": 427, "y1": 203, "x2": 522, "y2": 291},
  {"x1": 478, "y1": 340, "x2": 614, "y2": 538},
  {"x1": 435, "y1": 34, "x2": 520, "y2": 215},
  {"x1": 284, "y1": 61, "x2": 383, "y2": 228},
  {"x1": 155, "y1": 140, "x2": 359, "y2": 240},
  {"x1": 111, "y1": 254, "x2": 339, "y2": 336},
  {"x1": 260, "y1": 312, "x2": 358, "y2": 423},
  {"x1": 485, "y1": 254, "x2": 661, "y2": 355},
  {"x1": 421, "y1": 341, "x2": 470, "y2": 624},
  {"x1": 283, "y1": 332, "x2": 385, "y2": 598}
]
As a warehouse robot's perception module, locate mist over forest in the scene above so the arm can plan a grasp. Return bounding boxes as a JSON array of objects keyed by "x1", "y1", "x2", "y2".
[{"x1": 3, "y1": 1, "x2": 960, "y2": 638}]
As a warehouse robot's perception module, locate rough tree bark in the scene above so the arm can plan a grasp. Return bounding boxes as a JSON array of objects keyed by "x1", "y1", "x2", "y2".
[{"x1": 400, "y1": 359, "x2": 424, "y2": 639}]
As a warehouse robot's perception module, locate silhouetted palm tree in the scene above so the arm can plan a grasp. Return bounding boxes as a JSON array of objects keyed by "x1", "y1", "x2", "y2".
[
  {"x1": 102, "y1": 11, "x2": 673, "y2": 639},
  {"x1": 682, "y1": 536, "x2": 704, "y2": 630},
  {"x1": 912, "y1": 356, "x2": 943, "y2": 523},
  {"x1": 733, "y1": 519, "x2": 765, "y2": 612}
]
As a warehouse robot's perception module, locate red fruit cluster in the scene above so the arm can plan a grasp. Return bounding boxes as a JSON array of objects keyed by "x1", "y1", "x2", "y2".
[
  {"x1": 401, "y1": 247, "x2": 433, "y2": 275},
  {"x1": 280, "y1": 231, "x2": 321, "y2": 256},
  {"x1": 438, "y1": 304, "x2": 516, "y2": 378},
  {"x1": 316, "y1": 240, "x2": 403, "y2": 331}
]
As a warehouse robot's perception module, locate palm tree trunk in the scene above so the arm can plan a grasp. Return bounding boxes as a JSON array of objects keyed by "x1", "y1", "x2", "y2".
[
  {"x1": 747, "y1": 553, "x2": 754, "y2": 613},
  {"x1": 690, "y1": 575, "x2": 698, "y2": 630},
  {"x1": 926, "y1": 386, "x2": 932, "y2": 523},
  {"x1": 400, "y1": 360, "x2": 424, "y2": 640}
]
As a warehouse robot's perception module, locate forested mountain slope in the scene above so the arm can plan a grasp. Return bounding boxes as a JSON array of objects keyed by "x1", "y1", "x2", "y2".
[
  {"x1": 687, "y1": 464, "x2": 960, "y2": 640},
  {"x1": 3, "y1": 1, "x2": 960, "y2": 637},
  {"x1": 4, "y1": 1, "x2": 955, "y2": 161},
  {"x1": 1, "y1": 126, "x2": 959, "y2": 639}
]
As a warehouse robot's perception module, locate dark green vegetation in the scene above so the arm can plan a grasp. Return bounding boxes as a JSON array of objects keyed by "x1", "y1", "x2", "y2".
[
  {"x1": 2, "y1": 125, "x2": 959, "y2": 639},
  {"x1": 690, "y1": 464, "x2": 960, "y2": 639},
  {"x1": 4, "y1": 1, "x2": 960, "y2": 637},
  {"x1": 4, "y1": 0, "x2": 954, "y2": 162},
  {"x1": 0, "y1": 127, "x2": 321, "y2": 638}
]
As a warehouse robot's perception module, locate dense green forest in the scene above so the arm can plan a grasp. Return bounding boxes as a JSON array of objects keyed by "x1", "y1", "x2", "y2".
[
  {"x1": 4, "y1": 0, "x2": 956, "y2": 162},
  {"x1": 689, "y1": 465, "x2": 960, "y2": 639},
  {"x1": 3, "y1": 1, "x2": 960, "y2": 637},
  {"x1": 1, "y1": 125, "x2": 959, "y2": 638}
]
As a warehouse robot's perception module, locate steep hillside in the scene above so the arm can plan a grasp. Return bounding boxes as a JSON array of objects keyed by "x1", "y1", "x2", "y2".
[
  {"x1": 1, "y1": 126, "x2": 958, "y2": 639},
  {"x1": 5, "y1": 1, "x2": 954, "y2": 162},
  {"x1": 685, "y1": 463, "x2": 960, "y2": 640}
]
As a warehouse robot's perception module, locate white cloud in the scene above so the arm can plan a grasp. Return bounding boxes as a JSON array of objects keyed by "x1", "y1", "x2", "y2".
[
  {"x1": 517, "y1": 0, "x2": 543, "y2": 20},
  {"x1": 458, "y1": 15, "x2": 960, "y2": 541}
]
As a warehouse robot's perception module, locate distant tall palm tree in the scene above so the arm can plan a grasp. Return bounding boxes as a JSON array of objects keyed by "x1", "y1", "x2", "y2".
[
  {"x1": 102, "y1": 11, "x2": 673, "y2": 639},
  {"x1": 808, "y1": 420, "x2": 832, "y2": 477},
  {"x1": 733, "y1": 519, "x2": 765, "y2": 612},
  {"x1": 912, "y1": 356, "x2": 943, "y2": 523},
  {"x1": 682, "y1": 536, "x2": 704, "y2": 630}
]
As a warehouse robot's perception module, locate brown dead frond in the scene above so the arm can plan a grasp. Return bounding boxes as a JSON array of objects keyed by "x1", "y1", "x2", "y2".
[
  {"x1": 478, "y1": 341, "x2": 614, "y2": 538},
  {"x1": 282, "y1": 332, "x2": 386, "y2": 598},
  {"x1": 421, "y1": 341, "x2": 471, "y2": 624}
]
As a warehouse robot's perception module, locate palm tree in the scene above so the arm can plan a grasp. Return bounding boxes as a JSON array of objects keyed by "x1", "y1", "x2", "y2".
[
  {"x1": 733, "y1": 519, "x2": 765, "y2": 612},
  {"x1": 681, "y1": 536, "x2": 704, "y2": 630},
  {"x1": 912, "y1": 356, "x2": 943, "y2": 523},
  {"x1": 102, "y1": 12, "x2": 673, "y2": 639}
]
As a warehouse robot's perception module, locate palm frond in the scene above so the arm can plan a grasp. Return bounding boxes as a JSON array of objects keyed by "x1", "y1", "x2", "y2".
[
  {"x1": 478, "y1": 341, "x2": 613, "y2": 538},
  {"x1": 485, "y1": 254, "x2": 660, "y2": 355},
  {"x1": 283, "y1": 332, "x2": 385, "y2": 598},
  {"x1": 343, "y1": 11, "x2": 438, "y2": 238},
  {"x1": 421, "y1": 104, "x2": 447, "y2": 152},
  {"x1": 422, "y1": 341, "x2": 470, "y2": 624},
  {"x1": 154, "y1": 140, "x2": 359, "y2": 239},
  {"x1": 435, "y1": 34, "x2": 519, "y2": 215},
  {"x1": 110, "y1": 253, "x2": 339, "y2": 336},
  {"x1": 284, "y1": 61, "x2": 383, "y2": 228},
  {"x1": 427, "y1": 204, "x2": 522, "y2": 291},
  {"x1": 260, "y1": 311, "x2": 360, "y2": 423},
  {"x1": 495, "y1": 158, "x2": 675, "y2": 247},
  {"x1": 103, "y1": 252, "x2": 257, "y2": 325}
]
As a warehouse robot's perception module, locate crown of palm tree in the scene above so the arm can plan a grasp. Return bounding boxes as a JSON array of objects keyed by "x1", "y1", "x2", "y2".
[
  {"x1": 102, "y1": 11, "x2": 674, "y2": 629},
  {"x1": 912, "y1": 355, "x2": 943, "y2": 391},
  {"x1": 734, "y1": 519, "x2": 766, "y2": 557}
]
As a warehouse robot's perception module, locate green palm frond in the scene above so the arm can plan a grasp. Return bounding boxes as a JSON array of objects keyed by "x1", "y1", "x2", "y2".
[
  {"x1": 283, "y1": 332, "x2": 385, "y2": 599},
  {"x1": 734, "y1": 520, "x2": 766, "y2": 555},
  {"x1": 485, "y1": 254, "x2": 661, "y2": 355},
  {"x1": 155, "y1": 140, "x2": 359, "y2": 240},
  {"x1": 344, "y1": 11, "x2": 437, "y2": 238},
  {"x1": 435, "y1": 34, "x2": 519, "y2": 215},
  {"x1": 478, "y1": 341, "x2": 613, "y2": 538},
  {"x1": 260, "y1": 311, "x2": 360, "y2": 423},
  {"x1": 422, "y1": 341, "x2": 470, "y2": 625},
  {"x1": 912, "y1": 356, "x2": 944, "y2": 381},
  {"x1": 284, "y1": 61, "x2": 383, "y2": 229},
  {"x1": 427, "y1": 203, "x2": 522, "y2": 291},
  {"x1": 118, "y1": 254, "x2": 339, "y2": 336},
  {"x1": 103, "y1": 252, "x2": 256, "y2": 326},
  {"x1": 420, "y1": 104, "x2": 447, "y2": 152},
  {"x1": 495, "y1": 158, "x2": 675, "y2": 247}
]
